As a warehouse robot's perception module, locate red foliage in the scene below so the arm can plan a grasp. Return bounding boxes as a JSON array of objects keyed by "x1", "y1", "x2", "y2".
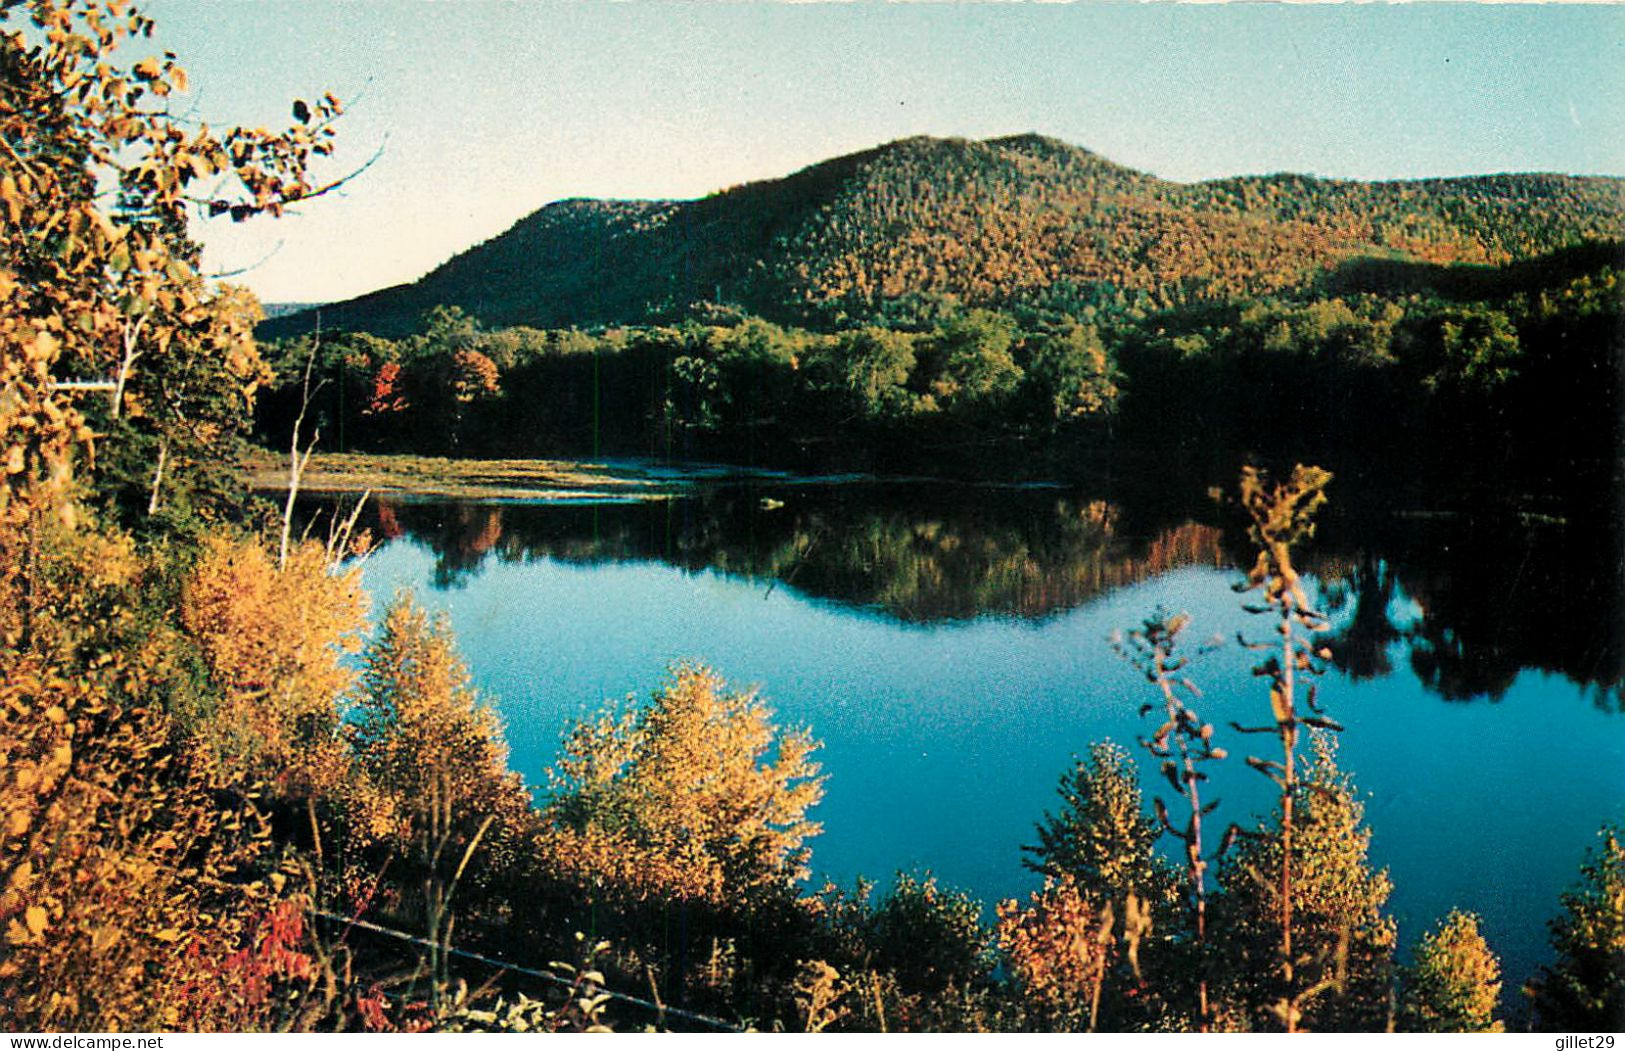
[
  {"x1": 169, "y1": 899, "x2": 318, "y2": 1031},
  {"x1": 354, "y1": 988, "x2": 433, "y2": 1033},
  {"x1": 365, "y1": 361, "x2": 409, "y2": 416}
]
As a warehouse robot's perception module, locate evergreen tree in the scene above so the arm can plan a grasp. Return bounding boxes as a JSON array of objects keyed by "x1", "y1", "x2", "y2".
[
  {"x1": 1211, "y1": 736, "x2": 1397, "y2": 1032},
  {"x1": 1532, "y1": 825, "x2": 1625, "y2": 1030},
  {"x1": 1024, "y1": 740, "x2": 1175, "y2": 906}
]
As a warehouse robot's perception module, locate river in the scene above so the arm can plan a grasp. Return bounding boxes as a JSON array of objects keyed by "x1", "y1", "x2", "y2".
[{"x1": 317, "y1": 472, "x2": 1622, "y2": 1003}]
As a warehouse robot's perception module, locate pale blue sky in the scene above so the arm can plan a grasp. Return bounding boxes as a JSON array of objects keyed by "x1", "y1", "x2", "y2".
[{"x1": 141, "y1": 1, "x2": 1625, "y2": 304}]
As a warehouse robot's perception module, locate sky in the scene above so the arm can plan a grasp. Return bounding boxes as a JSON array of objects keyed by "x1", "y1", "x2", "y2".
[{"x1": 139, "y1": 1, "x2": 1625, "y2": 305}]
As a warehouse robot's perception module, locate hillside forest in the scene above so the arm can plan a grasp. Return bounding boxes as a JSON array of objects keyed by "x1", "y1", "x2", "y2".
[
  {"x1": 253, "y1": 109, "x2": 1624, "y2": 505},
  {"x1": 252, "y1": 246, "x2": 1620, "y2": 506},
  {"x1": 2, "y1": 0, "x2": 1623, "y2": 1035}
]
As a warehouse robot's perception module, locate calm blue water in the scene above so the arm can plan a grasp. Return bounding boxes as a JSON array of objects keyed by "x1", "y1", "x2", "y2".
[{"x1": 340, "y1": 485, "x2": 1623, "y2": 1000}]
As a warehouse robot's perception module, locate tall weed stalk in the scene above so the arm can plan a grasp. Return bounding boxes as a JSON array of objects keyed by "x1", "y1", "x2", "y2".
[
  {"x1": 1116, "y1": 611, "x2": 1225, "y2": 1027},
  {"x1": 1230, "y1": 464, "x2": 1339, "y2": 1031}
]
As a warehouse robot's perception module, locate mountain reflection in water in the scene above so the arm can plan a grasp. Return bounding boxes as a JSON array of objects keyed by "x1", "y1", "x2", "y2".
[{"x1": 336, "y1": 483, "x2": 1621, "y2": 706}]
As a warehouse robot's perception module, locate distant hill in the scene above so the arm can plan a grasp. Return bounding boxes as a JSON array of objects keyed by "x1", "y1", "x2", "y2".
[
  {"x1": 260, "y1": 302, "x2": 325, "y2": 320},
  {"x1": 262, "y1": 134, "x2": 1625, "y2": 338}
]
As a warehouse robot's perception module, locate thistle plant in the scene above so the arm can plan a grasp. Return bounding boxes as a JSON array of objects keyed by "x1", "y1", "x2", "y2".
[
  {"x1": 1229, "y1": 464, "x2": 1338, "y2": 1032},
  {"x1": 1114, "y1": 609, "x2": 1225, "y2": 1028}
]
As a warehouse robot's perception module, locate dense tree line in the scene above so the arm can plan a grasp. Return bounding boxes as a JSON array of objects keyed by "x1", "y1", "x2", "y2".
[
  {"x1": 258, "y1": 247, "x2": 1622, "y2": 497},
  {"x1": 257, "y1": 305, "x2": 1119, "y2": 477}
]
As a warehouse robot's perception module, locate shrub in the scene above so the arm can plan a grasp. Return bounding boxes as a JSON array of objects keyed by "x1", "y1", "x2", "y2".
[
  {"x1": 1531, "y1": 825, "x2": 1625, "y2": 1030},
  {"x1": 1401, "y1": 910, "x2": 1502, "y2": 1032},
  {"x1": 0, "y1": 655, "x2": 284, "y2": 1030},
  {"x1": 996, "y1": 876, "x2": 1115, "y2": 1031},
  {"x1": 181, "y1": 534, "x2": 368, "y2": 801},
  {"x1": 544, "y1": 662, "x2": 824, "y2": 904},
  {"x1": 866, "y1": 873, "x2": 993, "y2": 993}
]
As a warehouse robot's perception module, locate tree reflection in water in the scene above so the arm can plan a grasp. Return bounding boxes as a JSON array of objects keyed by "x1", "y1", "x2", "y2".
[{"x1": 311, "y1": 482, "x2": 1621, "y2": 708}]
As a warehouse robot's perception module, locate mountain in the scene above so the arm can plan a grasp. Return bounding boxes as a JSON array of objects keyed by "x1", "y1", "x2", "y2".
[
  {"x1": 259, "y1": 301, "x2": 325, "y2": 320},
  {"x1": 262, "y1": 134, "x2": 1625, "y2": 338}
]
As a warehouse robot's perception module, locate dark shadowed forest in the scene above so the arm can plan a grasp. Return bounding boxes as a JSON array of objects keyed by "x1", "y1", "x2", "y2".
[{"x1": 252, "y1": 241, "x2": 1622, "y2": 516}]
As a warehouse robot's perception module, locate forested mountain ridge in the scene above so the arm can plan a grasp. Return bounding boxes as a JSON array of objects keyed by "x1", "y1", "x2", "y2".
[
  {"x1": 264, "y1": 134, "x2": 1625, "y2": 337},
  {"x1": 12, "y1": 0, "x2": 1625, "y2": 1031}
]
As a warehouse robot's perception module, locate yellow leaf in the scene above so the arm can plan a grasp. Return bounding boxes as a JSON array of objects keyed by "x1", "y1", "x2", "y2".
[
  {"x1": 25, "y1": 906, "x2": 48, "y2": 936},
  {"x1": 153, "y1": 927, "x2": 182, "y2": 943},
  {"x1": 27, "y1": 330, "x2": 60, "y2": 364},
  {"x1": 1270, "y1": 684, "x2": 1291, "y2": 724}
]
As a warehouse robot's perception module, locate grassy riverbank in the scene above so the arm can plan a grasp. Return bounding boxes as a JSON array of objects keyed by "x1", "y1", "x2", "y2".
[
  {"x1": 240, "y1": 450, "x2": 860, "y2": 502},
  {"x1": 242, "y1": 450, "x2": 673, "y2": 501}
]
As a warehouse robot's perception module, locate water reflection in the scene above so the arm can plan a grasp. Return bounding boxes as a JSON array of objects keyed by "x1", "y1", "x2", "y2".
[
  {"x1": 327, "y1": 479, "x2": 1622, "y2": 1007},
  {"x1": 328, "y1": 483, "x2": 1622, "y2": 705},
  {"x1": 360, "y1": 486, "x2": 1228, "y2": 621},
  {"x1": 1308, "y1": 509, "x2": 1623, "y2": 709}
]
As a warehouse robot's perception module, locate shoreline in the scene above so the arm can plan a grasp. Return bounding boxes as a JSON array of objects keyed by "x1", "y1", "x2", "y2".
[
  {"x1": 244, "y1": 451, "x2": 689, "y2": 502},
  {"x1": 241, "y1": 450, "x2": 883, "y2": 503},
  {"x1": 240, "y1": 450, "x2": 1084, "y2": 503}
]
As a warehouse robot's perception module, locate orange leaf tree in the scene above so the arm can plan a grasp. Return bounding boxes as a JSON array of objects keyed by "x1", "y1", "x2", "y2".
[
  {"x1": 544, "y1": 662, "x2": 825, "y2": 907},
  {"x1": 1, "y1": 0, "x2": 347, "y2": 529},
  {"x1": 1, "y1": 0, "x2": 357, "y2": 1029}
]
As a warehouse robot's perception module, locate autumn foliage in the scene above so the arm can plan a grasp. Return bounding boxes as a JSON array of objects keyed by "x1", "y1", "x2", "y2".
[
  {"x1": 3, "y1": 0, "x2": 1621, "y2": 1035},
  {"x1": 0, "y1": 652, "x2": 281, "y2": 1029},
  {"x1": 259, "y1": 133, "x2": 1625, "y2": 337},
  {"x1": 350, "y1": 594, "x2": 536, "y2": 906},
  {"x1": 1532, "y1": 826, "x2": 1625, "y2": 1030},
  {"x1": 543, "y1": 662, "x2": 824, "y2": 905},
  {"x1": 181, "y1": 534, "x2": 367, "y2": 797},
  {"x1": 997, "y1": 876, "x2": 1115, "y2": 1030},
  {"x1": 1402, "y1": 910, "x2": 1503, "y2": 1033}
]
